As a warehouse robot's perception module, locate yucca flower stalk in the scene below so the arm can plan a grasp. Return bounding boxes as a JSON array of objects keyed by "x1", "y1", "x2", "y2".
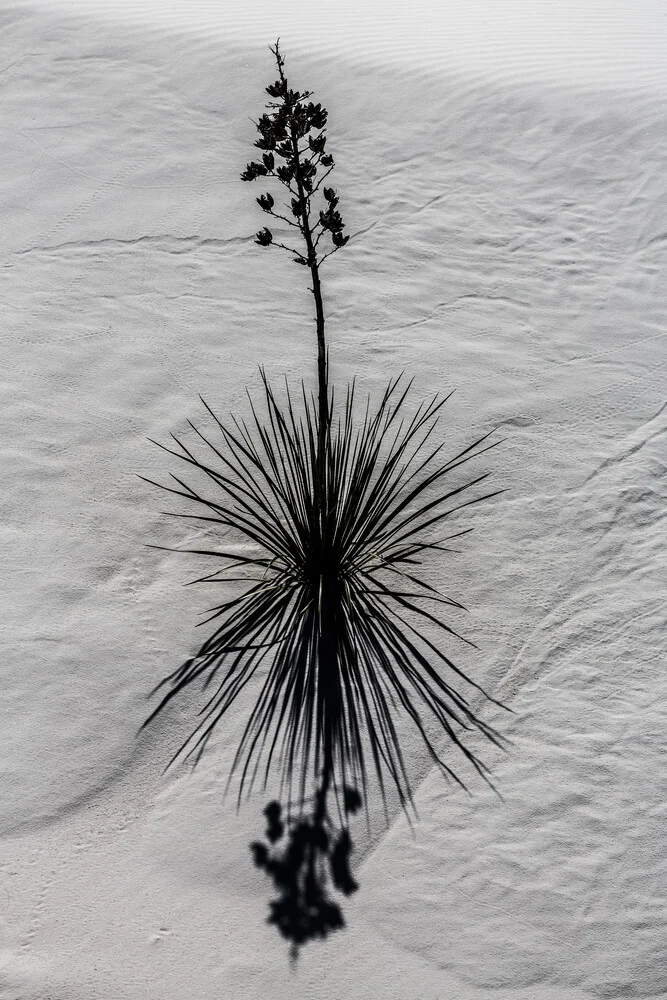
[
  {"x1": 240, "y1": 39, "x2": 347, "y2": 519},
  {"x1": 143, "y1": 40, "x2": 510, "y2": 956}
]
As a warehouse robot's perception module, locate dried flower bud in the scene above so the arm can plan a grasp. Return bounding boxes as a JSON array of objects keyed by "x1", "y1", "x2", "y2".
[
  {"x1": 320, "y1": 206, "x2": 344, "y2": 233},
  {"x1": 306, "y1": 103, "x2": 327, "y2": 130},
  {"x1": 241, "y1": 160, "x2": 268, "y2": 182},
  {"x1": 276, "y1": 164, "x2": 295, "y2": 183},
  {"x1": 308, "y1": 134, "x2": 326, "y2": 155},
  {"x1": 265, "y1": 79, "x2": 287, "y2": 98},
  {"x1": 255, "y1": 227, "x2": 273, "y2": 246}
]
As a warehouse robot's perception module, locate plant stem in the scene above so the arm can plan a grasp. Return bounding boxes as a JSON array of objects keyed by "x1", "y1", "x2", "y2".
[
  {"x1": 276, "y1": 43, "x2": 334, "y2": 810},
  {"x1": 290, "y1": 128, "x2": 328, "y2": 469},
  {"x1": 278, "y1": 53, "x2": 329, "y2": 519}
]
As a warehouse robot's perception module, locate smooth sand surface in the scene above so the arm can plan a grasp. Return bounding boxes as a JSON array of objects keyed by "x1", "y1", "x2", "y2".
[{"x1": 1, "y1": 3, "x2": 666, "y2": 997}]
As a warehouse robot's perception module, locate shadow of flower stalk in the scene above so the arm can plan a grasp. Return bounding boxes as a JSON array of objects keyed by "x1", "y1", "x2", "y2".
[{"x1": 142, "y1": 38, "x2": 513, "y2": 963}]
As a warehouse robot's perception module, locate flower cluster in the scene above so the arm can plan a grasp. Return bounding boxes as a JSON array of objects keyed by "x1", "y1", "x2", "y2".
[{"x1": 241, "y1": 40, "x2": 349, "y2": 267}]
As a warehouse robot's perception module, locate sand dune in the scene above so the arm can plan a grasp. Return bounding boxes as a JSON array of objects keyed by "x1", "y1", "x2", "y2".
[
  {"x1": 1, "y1": 4, "x2": 666, "y2": 997},
  {"x1": 28, "y1": 0, "x2": 667, "y2": 90}
]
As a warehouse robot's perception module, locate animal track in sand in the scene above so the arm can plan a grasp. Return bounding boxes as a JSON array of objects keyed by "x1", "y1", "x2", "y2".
[{"x1": 148, "y1": 926, "x2": 173, "y2": 945}]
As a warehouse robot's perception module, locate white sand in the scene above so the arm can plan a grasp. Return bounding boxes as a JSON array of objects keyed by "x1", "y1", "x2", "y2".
[{"x1": 1, "y1": 3, "x2": 666, "y2": 997}]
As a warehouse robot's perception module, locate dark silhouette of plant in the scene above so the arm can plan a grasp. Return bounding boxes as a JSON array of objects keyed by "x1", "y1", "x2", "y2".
[{"x1": 142, "y1": 39, "x2": 511, "y2": 960}]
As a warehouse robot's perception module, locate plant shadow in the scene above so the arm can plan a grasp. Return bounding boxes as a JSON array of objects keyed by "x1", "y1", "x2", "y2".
[{"x1": 250, "y1": 789, "x2": 362, "y2": 963}]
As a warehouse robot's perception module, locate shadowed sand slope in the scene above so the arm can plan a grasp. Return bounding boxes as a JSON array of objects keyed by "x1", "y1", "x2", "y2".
[{"x1": 1, "y1": 5, "x2": 666, "y2": 998}]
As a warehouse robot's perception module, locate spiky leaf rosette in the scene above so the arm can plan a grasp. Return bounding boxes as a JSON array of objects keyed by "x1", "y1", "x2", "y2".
[{"x1": 142, "y1": 374, "x2": 509, "y2": 818}]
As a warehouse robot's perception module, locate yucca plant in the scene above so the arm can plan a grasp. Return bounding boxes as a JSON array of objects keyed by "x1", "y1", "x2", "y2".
[{"x1": 143, "y1": 40, "x2": 510, "y2": 958}]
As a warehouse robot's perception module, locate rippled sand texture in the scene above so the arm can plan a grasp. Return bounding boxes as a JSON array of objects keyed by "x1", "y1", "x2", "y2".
[{"x1": 1, "y1": 4, "x2": 666, "y2": 998}]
